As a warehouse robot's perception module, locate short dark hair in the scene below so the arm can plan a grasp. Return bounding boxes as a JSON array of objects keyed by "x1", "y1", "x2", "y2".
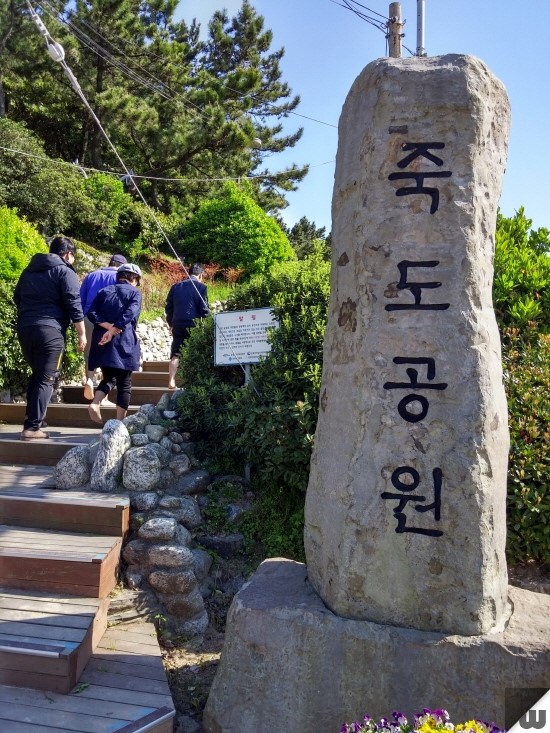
[
  {"x1": 49, "y1": 236, "x2": 76, "y2": 256},
  {"x1": 190, "y1": 263, "x2": 204, "y2": 276}
]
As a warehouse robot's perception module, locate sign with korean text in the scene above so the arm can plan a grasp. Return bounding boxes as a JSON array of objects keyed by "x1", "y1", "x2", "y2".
[{"x1": 214, "y1": 308, "x2": 279, "y2": 366}]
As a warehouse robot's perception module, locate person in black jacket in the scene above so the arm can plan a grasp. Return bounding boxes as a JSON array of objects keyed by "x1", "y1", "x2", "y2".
[
  {"x1": 165, "y1": 263, "x2": 209, "y2": 389},
  {"x1": 14, "y1": 236, "x2": 86, "y2": 440}
]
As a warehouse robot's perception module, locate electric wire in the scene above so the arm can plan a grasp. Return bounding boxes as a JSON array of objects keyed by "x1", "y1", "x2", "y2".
[
  {"x1": 38, "y1": 0, "x2": 338, "y2": 130},
  {"x1": 329, "y1": 0, "x2": 388, "y2": 33},
  {"x1": 0, "y1": 143, "x2": 334, "y2": 182}
]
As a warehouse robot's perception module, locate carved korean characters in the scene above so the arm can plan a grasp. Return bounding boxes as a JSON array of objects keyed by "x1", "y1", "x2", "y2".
[{"x1": 304, "y1": 55, "x2": 511, "y2": 636}]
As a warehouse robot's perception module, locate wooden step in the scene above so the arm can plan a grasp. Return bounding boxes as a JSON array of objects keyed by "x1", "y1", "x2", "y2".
[
  {"x1": 142, "y1": 360, "x2": 170, "y2": 373},
  {"x1": 0, "y1": 526, "x2": 122, "y2": 598},
  {"x1": 62, "y1": 385, "x2": 173, "y2": 406},
  {"x1": 0, "y1": 403, "x2": 138, "y2": 428},
  {"x1": 0, "y1": 590, "x2": 108, "y2": 695},
  {"x1": 0, "y1": 439, "x2": 80, "y2": 466},
  {"x1": 0, "y1": 473, "x2": 130, "y2": 536},
  {"x1": 131, "y1": 371, "x2": 173, "y2": 388},
  {"x1": 0, "y1": 620, "x2": 175, "y2": 733}
]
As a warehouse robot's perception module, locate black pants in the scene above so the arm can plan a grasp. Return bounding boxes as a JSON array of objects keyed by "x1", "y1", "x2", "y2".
[
  {"x1": 97, "y1": 367, "x2": 132, "y2": 410},
  {"x1": 18, "y1": 325, "x2": 65, "y2": 431},
  {"x1": 170, "y1": 326, "x2": 192, "y2": 358}
]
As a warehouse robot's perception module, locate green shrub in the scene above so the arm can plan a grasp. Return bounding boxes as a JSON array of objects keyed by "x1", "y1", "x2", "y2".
[
  {"x1": 181, "y1": 181, "x2": 295, "y2": 276},
  {"x1": 176, "y1": 247, "x2": 329, "y2": 558},
  {"x1": 494, "y1": 208, "x2": 550, "y2": 330},
  {"x1": 0, "y1": 206, "x2": 47, "y2": 280},
  {"x1": 503, "y1": 329, "x2": 550, "y2": 564},
  {"x1": 0, "y1": 278, "x2": 30, "y2": 394}
]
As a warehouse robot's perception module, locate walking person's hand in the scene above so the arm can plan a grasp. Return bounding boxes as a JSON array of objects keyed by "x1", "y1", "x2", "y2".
[{"x1": 78, "y1": 335, "x2": 87, "y2": 352}]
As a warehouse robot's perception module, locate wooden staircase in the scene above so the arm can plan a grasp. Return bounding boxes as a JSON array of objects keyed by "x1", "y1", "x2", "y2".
[{"x1": 0, "y1": 361, "x2": 176, "y2": 732}]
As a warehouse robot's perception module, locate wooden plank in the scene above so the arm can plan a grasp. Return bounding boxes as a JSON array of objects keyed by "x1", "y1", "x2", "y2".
[
  {"x1": 116, "y1": 707, "x2": 175, "y2": 733},
  {"x1": 0, "y1": 684, "x2": 158, "y2": 720},
  {"x1": 141, "y1": 361, "x2": 170, "y2": 373},
  {"x1": 0, "y1": 620, "x2": 87, "y2": 643},
  {"x1": 0, "y1": 592, "x2": 102, "y2": 614},
  {"x1": 0, "y1": 608, "x2": 94, "y2": 629},
  {"x1": 0, "y1": 701, "x2": 134, "y2": 733},
  {"x1": 0, "y1": 403, "x2": 136, "y2": 428},
  {"x1": 0, "y1": 442, "x2": 77, "y2": 466},
  {"x1": 78, "y1": 669, "x2": 170, "y2": 695},
  {"x1": 0, "y1": 719, "x2": 71, "y2": 733},
  {"x1": 0, "y1": 578, "x2": 106, "y2": 598},
  {"x1": 73, "y1": 684, "x2": 173, "y2": 709},
  {"x1": 0, "y1": 650, "x2": 71, "y2": 675},
  {"x1": 85, "y1": 657, "x2": 167, "y2": 681}
]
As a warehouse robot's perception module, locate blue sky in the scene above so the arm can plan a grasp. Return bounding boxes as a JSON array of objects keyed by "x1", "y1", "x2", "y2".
[{"x1": 176, "y1": 1, "x2": 549, "y2": 235}]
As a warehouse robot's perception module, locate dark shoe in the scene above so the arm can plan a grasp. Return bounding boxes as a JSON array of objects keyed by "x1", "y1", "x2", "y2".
[{"x1": 20, "y1": 428, "x2": 50, "y2": 441}]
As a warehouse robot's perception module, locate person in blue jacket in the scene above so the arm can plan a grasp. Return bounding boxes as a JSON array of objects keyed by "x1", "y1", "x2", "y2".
[
  {"x1": 86, "y1": 263, "x2": 142, "y2": 424},
  {"x1": 14, "y1": 236, "x2": 86, "y2": 441},
  {"x1": 165, "y1": 263, "x2": 209, "y2": 389}
]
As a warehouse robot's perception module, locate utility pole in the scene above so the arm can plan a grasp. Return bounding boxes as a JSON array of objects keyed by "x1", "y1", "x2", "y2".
[
  {"x1": 416, "y1": 0, "x2": 427, "y2": 56},
  {"x1": 387, "y1": 2, "x2": 403, "y2": 58}
]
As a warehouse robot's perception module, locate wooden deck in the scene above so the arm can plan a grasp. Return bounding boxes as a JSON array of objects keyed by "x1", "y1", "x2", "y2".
[
  {"x1": 0, "y1": 404, "x2": 138, "y2": 429},
  {"x1": 0, "y1": 470, "x2": 130, "y2": 535},
  {"x1": 0, "y1": 589, "x2": 108, "y2": 694},
  {"x1": 0, "y1": 620, "x2": 175, "y2": 733},
  {"x1": 0, "y1": 361, "x2": 176, "y2": 731},
  {"x1": 0, "y1": 526, "x2": 122, "y2": 597},
  {"x1": 62, "y1": 384, "x2": 173, "y2": 406}
]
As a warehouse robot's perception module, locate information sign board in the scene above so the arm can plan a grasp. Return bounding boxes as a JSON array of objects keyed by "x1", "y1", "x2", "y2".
[{"x1": 214, "y1": 308, "x2": 278, "y2": 366}]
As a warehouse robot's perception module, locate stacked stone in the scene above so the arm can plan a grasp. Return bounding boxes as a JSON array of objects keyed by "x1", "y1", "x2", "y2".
[
  {"x1": 136, "y1": 317, "x2": 171, "y2": 362},
  {"x1": 54, "y1": 391, "x2": 213, "y2": 636}
]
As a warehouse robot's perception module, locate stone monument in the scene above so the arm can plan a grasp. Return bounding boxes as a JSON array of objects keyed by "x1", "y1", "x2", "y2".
[
  {"x1": 203, "y1": 55, "x2": 550, "y2": 733},
  {"x1": 304, "y1": 53, "x2": 509, "y2": 637}
]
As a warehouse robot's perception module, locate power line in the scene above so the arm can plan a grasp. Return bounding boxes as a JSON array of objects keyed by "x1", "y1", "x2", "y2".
[
  {"x1": 0, "y1": 144, "x2": 338, "y2": 183},
  {"x1": 329, "y1": 0, "x2": 388, "y2": 33},
  {"x1": 38, "y1": 0, "x2": 338, "y2": 131}
]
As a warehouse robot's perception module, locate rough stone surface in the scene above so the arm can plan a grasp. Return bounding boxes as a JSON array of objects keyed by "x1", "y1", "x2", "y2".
[
  {"x1": 147, "y1": 442, "x2": 171, "y2": 468},
  {"x1": 147, "y1": 544, "x2": 195, "y2": 569},
  {"x1": 169, "y1": 454, "x2": 191, "y2": 477},
  {"x1": 55, "y1": 445, "x2": 90, "y2": 489},
  {"x1": 203, "y1": 559, "x2": 550, "y2": 733},
  {"x1": 90, "y1": 419, "x2": 131, "y2": 492},
  {"x1": 123, "y1": 446, "x2": 161, "y2": 491},
  {"x1": 131, "y1": 433, "x2": 149, "y2": 447},
  {"x1": 148, "y1": 569, "x2": 198, "y2": 595},
  {"x1": 138, "y1": 517, "x2": 177, "y2": 541},
  {"x1": 304, "y1": 55, "x2": 511, "y2": 636},
  {"x1": 172, "y1": 470, "x2": 210, "y2": 495},
  {"x1": 145, "y1": 424, "x2": 167, "y2": 443},
  {"x1": 174, "y1": 609, "x2": 209, "y2": 637},
  {"x1": 139, "y1": 403, "x2": 162, "y2": 423},
  {"x1": 154, "y1": 497, "x2": 202, "y2": 529},
  {"x1": 123, "y1": 413, "x2": 149, "y2": 434},
  {"x1": 130, "y1": 492, "x2": 159, "y2": 511},
  {"x1": 160, "y1": 588, "x2": 205, "y2": 619},
  {"x1": 122, "y1": 539, "x2": 148, "y2": 566},
  {"x1": 192, "y1": 548, "x2": 214, "y2": 582}
]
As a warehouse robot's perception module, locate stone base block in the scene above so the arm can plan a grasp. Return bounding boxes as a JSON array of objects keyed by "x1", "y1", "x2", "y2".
[{"x1": 203, "y1": 559, "x2": 550, "y2": 733}]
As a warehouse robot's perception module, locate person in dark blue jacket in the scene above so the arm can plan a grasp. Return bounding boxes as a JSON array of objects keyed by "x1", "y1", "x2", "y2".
[
  {"x1": 14, "y1": 236, "x2": 86, "y2": 441},
  {"x1": 165, "y1": 263, "x2": 209, "y2": 389},
  {"x1": 86, "y1": 263, "x2": 142, "y2": 424},
  {"x1": 80, "y1": 253, "x2": 127, "y2": 399}
]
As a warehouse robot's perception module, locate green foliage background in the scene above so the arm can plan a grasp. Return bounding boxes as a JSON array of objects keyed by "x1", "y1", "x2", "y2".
[
  {"x1": 182, "y1": 182, "x2": 295, "y2": 276},
  {"x1": 178, "y1": 214, "x2": 550, "y2": 565}
]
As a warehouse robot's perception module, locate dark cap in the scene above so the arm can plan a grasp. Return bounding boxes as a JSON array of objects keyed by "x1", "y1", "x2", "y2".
[{"x1": 110, "y1": 254, "x2": 127, "y2": 265}]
